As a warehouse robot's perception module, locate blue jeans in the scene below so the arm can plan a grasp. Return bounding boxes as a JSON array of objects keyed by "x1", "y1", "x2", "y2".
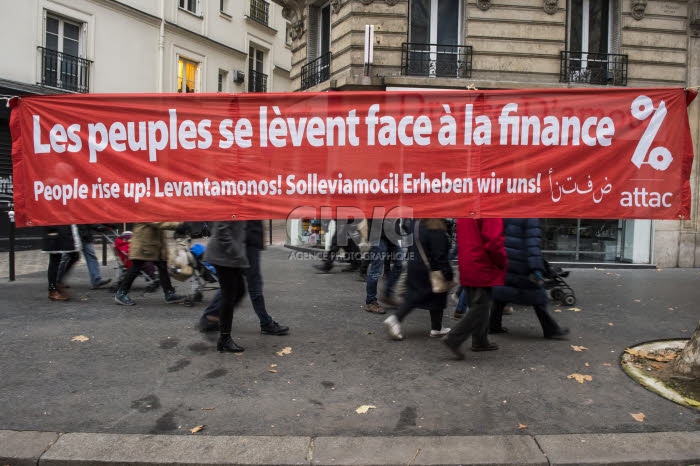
[
  {"x1": 58, "y1": 241, "x2": 102, "y2": 287},
  {"x1": 366, "y1": 237, "x2": 404, "y2": 304},
  {"x1": 455, "y1": 289, "x2": 467, "y2": 314},
  {"x1": 201, "y1": 246, "x2": 273, "y2": 327}
]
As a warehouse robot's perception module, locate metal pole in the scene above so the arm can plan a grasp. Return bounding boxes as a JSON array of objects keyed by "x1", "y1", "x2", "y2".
[
  {"x1": 8, "y1": 209, "x2": 15, "y2": 282},
  {"x1": 102, "y1": 233, "x2": 107, "y2": 265},
  {"x1": 268, "y1": 219, "x2": 273, "y2": 245}
]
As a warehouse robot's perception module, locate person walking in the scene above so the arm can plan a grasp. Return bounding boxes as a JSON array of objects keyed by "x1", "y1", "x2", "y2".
[
  {"x1": 43, "y1": 225, "x2": 81, "y2": 301},
  {"x1": 364, "y1": 218, "x2": 405, "y2": 313},
  {"x1": 198, "y1": 220, "x2": 289, "y2": 336},
  {"x1": 114, "y1": 222, "x2": 186, "y2": 305},
  {"x1": 443, "y1": 218, "x2": 507, "y2": 359},
  {"x1": 57, "y1": 224, "x2": 111, "y2": 290},
  {"x1": 383, "y1": 218, "x2": 453, "y2": 340},
  {"x1": 488, "y1": 218, "x2": 569, "y2": 339},
  {"x1": 203, "y1": 221, "x2": 249, "y2": 353}
]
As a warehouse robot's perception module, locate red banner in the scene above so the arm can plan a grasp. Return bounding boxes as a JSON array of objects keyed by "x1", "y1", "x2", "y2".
[{"x1": 9, "y1": 88, "x2": 696, "y2": 227}]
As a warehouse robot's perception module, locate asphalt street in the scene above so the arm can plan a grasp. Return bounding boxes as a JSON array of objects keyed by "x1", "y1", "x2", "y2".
[{"x1": 0, "y1": 244, "x2": 698, "y2": 442}]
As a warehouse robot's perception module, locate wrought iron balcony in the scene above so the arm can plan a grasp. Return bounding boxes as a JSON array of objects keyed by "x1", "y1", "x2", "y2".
[
  {"x1": 401, "y1": 43, "x2": 472, "y2": 78},
  {"x1": 300, "y1": 52, "x2": 331, "y2": 90},
  {"x1": 249, "y1": 0, "x2": 269, "y2": 25},
  {"x1": 39, "y1": 46, "x2": 92, "y2": 93},
  {"x1": 560, "y1": 51, "x2": 628, "y2": 86},
  {"x1": 248, "y1": 69, "x2": 268, "y2": 92}
]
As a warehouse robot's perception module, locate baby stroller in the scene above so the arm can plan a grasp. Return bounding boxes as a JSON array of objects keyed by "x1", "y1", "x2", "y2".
[
  {"x1": 168, "y1": 235, "x2": 218, "y2": 304},
  {"x1": 101, "y1": 228, "x2": 160, "y2": 293},
  {"x1": 543, "y1": 260, "x2": 576, "y2": 305}
]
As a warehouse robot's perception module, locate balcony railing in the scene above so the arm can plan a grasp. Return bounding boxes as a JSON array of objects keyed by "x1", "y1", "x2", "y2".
[
  {"x1": 249, "y1": 0, "x2": 269, "y2": 25},
  {"x1": 560, "y1": 51, "x2": 628, "y2": 86},
  {"x1": 39, "y1": 47, "x2": 92, "y2": 93},
  {"x1": 401, "y1": 43, "x2": 472, "y2": 78},
  {"x1": 300, "y1": 52, "x2": 331, "y2": 90},
  {"x1": 248, "y1": 69, "x2": 268, "y2": 92}
]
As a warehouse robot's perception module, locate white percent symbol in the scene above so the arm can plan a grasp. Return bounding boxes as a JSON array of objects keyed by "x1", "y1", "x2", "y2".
[{"x1": 630, "y1": 95, "x2": 672, "y2": 171}]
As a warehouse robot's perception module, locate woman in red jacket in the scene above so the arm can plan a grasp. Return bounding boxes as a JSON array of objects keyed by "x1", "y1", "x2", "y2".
[{"x1": 443, "y1": 218, "x2": 507, "y2": 359}]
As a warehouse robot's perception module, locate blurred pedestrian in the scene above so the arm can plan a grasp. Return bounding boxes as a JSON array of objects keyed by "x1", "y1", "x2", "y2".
[
  {"x1": 57, "y1": 224, "x2": 111, "y2": 290},
  {"x1": 203, "y1": 221, "x2": 249, "y2": 353},
  {"x1": 198, "y1": 220, "x2": 289, "y2": 336},
  {"x1": 364, "y1": 218, "x2": 405, "y2": 313},
  {"x1": 443, "y1": 218, "x2": 507, "y2": 359},
  {"x1": 114, "y1": 222, "x2": 186, "y2": 306},
  {"x1": 489, "y1": 218, "x2": 569, "y2": 339},
  {"x1": 383, "y1": 218, "x2": 453, "y2": 340},
  {"x1": 43, "y1": 225, "x2": 81, "y2": 301}
]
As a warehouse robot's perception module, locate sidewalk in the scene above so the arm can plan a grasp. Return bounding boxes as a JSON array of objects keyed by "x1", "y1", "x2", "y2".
[{"x1": 0, "y1": 239, "x2": 699, "y2": 465}]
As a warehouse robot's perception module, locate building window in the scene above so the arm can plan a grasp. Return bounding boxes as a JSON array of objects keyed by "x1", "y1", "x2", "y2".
[
  {"x1": 248, "y1": 45, "x2": 268, "y2": 92},
  {"x1": 42, "y1": 13, "x2": 91, "y2": 92},
  {"x1": 249, "y1": 0, "x2": 270, "y2": 25},
  {"x1": 178, "y1": 57, "x2": 198, "y2": 93},
  {"x1": 218, "y1": 69, "x2": 228, "y2": 92},
  {"x1": 564, "y1": 0, "x2": 624, "y2": 84},
  {"x1": 302, "y1": 2, "x2": 331, "y2": 89},
  {"x1": 220, "y1": 0, "x2": 226, "y2": 12},
  {"x1": 179, "y1": 0, "x2": 200, "y2": 15},
  {"x1": 408, "y1": 0, "x2": 462, "y2": 77},
  {"x1": 285, "y1": 22, "x2": 293, "y2": 46}
]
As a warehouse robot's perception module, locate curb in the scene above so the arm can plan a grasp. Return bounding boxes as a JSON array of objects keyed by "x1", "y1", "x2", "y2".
[{"x1": 2, "y1": 430, "x2": 699, "y2": 465}]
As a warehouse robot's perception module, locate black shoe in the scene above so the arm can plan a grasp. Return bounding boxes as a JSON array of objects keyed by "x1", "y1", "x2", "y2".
[
  {"x1": 488, "y1": 326, "x2": 508, "y2": 334},
  {"x1": 217, "y1": 334, "x2": 244, "y2": 353},
  {"x1": 544, "y1": 327, "x2": 570, "y2": 339},
  {"x1": 471, "y1": 342, "x2": 499, "y2": 352},
  {"x1": 91, "y1": 278, "x2": 112, "y2": 290},
  {"x1": 164, "y1": 290, "x2": 186, "y2": 303},
  {"x1": 261, "y1": 321, "x2": 289, "y2": 335},
  {"x1": 313, "y1": 264, "x2": 332, "y2": 273},
  {"x1": 443, "y1": 339, "x2": 465, "y2": 360},
  {"x1": 197, "y1": 317, "x2": 219, "y2": 333}
]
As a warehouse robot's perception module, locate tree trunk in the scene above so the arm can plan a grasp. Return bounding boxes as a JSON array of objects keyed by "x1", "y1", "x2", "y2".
[{"x1": 673, "y1": 320, "x2": 700, "y2": 378}]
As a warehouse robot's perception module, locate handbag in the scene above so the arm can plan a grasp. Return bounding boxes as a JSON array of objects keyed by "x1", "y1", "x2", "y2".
[{"x1": 414, "y1": 220, "x2": 457, "y2": 294}]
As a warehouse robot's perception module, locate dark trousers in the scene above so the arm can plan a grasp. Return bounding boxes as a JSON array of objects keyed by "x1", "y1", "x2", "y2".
[
  {"x1": 490, "y1": 300, "x2": 562, "y2": 336},
  {"x1": 214, "y1": 265, "x2": 246, "y2": 334},
  {"x1": 119, "y1": 259, "x2": 174, "y2": 295},
  {"x1": 444, "y1": 287, "x2": 491, "y2": 348},
  {"x1": 394, "y1": 290, "x2": 444, "y2": 331},
  {"x1": 48, "y1": 252, "x2": 79, "y2": 290}
]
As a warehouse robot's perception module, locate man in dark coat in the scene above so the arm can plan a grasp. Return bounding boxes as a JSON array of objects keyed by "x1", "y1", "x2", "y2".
[
  {"x1": 489, "y1": 218, "x2": 569, "y2": 339},
  {"x1": 43, "y1": 225, "x2": 81, "y2": 301}
]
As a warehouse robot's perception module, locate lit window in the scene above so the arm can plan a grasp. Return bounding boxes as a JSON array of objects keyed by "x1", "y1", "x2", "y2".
[{"x1": 178, "y1": 58, "x2": 198, "y2": 93}]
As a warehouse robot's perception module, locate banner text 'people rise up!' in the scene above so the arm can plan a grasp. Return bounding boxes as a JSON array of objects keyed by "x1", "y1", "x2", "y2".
[{"x1": 9, "y1": 88, "x2": 696, "y2": 226}]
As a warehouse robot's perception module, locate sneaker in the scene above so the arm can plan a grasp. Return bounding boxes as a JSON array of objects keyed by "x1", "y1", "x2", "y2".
[
  {"x1": 261, "y1": 321, "x2": 290, "y2": 335},
  {"x1": 452, "y1": 312, "x2": 464, "y2": 320},
  {"x1": 48, "y1": 289, "x2": 69, "y2": 301},
  {"x1": 383, "y1": 315, "x2": 403, "y2": 340},
  {"x1": 364, "y1": 301, "x2": 385, "y2": 314},
  {"x1": 429, "y1": 327, "x2": 451, "y2": 338},
  {"x1": 115, "y1": 291, "x2": 135, "y2": 306},
  {"x1": 91, "y1": 278, "x2": 112, "y2": 290},
  {"x1": 379, "y1": 294, "x2": 401, "y2": 308},
  {"x1": 164, "y1": 291, "x2": 186, "y2": 303}
]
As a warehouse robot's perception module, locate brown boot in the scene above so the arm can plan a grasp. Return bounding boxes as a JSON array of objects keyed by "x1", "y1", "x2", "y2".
[{"x1": 48, "y1": 289, "x2": 69, "y2": 301}]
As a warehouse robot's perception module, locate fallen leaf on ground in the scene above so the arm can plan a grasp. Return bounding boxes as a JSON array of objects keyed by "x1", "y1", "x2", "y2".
[
  {"x1": 71, "y1": 335, "x2": 89, "y2": 342},
  {"x1": 269, "y1": 369, "x2": 278, "y2": 373},
  {"x1": 571, "y1": 345, "x2": 588, "y2": 352},
  {"x1": 567, "y1": 373, "x2": 593, "y2": 383},
  {"x1": 190, "y1": 425, "x2": 206, "y2": 433},
  {"x1": 629, "y1": 412, "x2": 645, "y2": 422},
  {"x1": 625, "y1": 348, "x2": 679, "y2": 362},
  {"x1": 649, "y1": 363, "x2": 662, "y2": 369},
  {"x1": 568, "y1": 307, "x2": 582, "y2": 312},
  {"x1": 633, "y1": 299, "x2": 641, "y2": 302},
  {"x1": 355, "y1": 405, "x2": 376, "y2": 414},
  {"x1": 270, "y1": 364, "x2": 277, "y2": 368},
  {"x1": 608, "y1": 323, "x2": 614, "y2": 326},
  {"x1": 201, "y1": 407, "x2": 215, "y2": 411},
  {"x1": 602, "y1": 363, "x2": 612, "y2": 366},
  {"x1": 518, "y1": 423, "x2": 527, "y2": 429},
  {"x1": 276, "y1": 347, "x2": 292, "y2": 356},
  {"x1": 585, "y1": 362, "x2": 590, "y2": 367},
  {"x1": 554, "y1": 309, "x2": 562, "y2": 313},
  {"x1": 668, "y1": 307, "x2": 674, "y2": 311}
]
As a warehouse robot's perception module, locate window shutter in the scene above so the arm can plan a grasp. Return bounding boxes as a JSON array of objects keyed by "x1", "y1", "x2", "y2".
[
  {"x1": 308, "y1": 6, "x2": 319, "y2": 61},
  {"x1": 609, "y1": 0, "x2": 620, "y2": 54}
]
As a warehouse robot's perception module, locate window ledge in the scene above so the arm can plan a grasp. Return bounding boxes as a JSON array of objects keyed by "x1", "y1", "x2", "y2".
[
  {"x1": 244, "y1": 15, "x2": 277, "y2": 34},
  {"x1": 219, "y1": 11, "x2": 232, "y2": 21},
  {"x1": 178, "y1": 7, "x2": 203, "y2": 19}
]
